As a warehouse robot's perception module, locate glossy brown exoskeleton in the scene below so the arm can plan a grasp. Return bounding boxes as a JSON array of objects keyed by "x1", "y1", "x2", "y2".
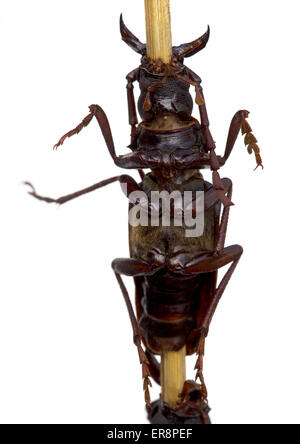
[{"x1": 26, "y1": 14, "x2": 263, "y2": 424}]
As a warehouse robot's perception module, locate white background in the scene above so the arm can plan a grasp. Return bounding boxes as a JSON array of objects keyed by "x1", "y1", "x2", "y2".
[{"x1": 1, "y1": 0, "x2": 300, "y2": 424}]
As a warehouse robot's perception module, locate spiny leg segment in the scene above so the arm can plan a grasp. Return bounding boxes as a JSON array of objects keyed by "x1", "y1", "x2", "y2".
[
  {"x1": 222, "y1": 110, "x2": 263, "y2": 170},
  {"x1": 192, "y1": 250, "x2": 243, "y2": 396},
  {"x1": 241, "y1": 119, "x2": 263, "y2": 170},
  {"x1": 53, "y1": 105, "x2": 117, "y2": 163},
  {"x1": 112, "y1": 258, "x2": 163, "y2": 412},
  {"x1": 115, "y1": 272, "x2": 152, "y2": 412}
]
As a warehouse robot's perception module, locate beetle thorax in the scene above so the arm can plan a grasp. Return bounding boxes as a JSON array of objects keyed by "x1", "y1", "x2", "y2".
[
  {"x1": 141, "y1": 55, "x2": 183, "y2": 75},
  {"x1": 151, "y1": 168, "x2": 203, "y2": 191}
]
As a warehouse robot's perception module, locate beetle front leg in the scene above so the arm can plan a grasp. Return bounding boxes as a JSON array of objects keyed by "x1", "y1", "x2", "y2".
[
  {"x1": 185, "y1": 67, "x2": 215, "y2": 151},
  {"x1": 185, "y1": 67, "x2": 233, "y2": 208},
  {"x1": 126, "y1": 68, "x2": 140, "y2": 144}
]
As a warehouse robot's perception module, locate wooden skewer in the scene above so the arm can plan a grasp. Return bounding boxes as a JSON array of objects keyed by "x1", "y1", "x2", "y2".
[
  {"x1": 144, "y1": 0, "x2": 173, "y2": 63},
  {"x1": 161, "y1": 347, "x2": 186, "y2": 406},
  {"x1": 144, "y1": 0, "x2": 186, "y2": 407}
]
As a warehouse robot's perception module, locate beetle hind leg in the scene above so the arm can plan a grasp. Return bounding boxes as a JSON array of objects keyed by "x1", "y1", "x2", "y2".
[
  {"x1": 176, "y1": 245, "x2": 243, "y2": 400},
  {"x1": 145, "y1": 351, "x2": 161, "y2": 385},
  {"x1": 194, "y1": 328, "x2": 208, "y2": 398},
  {"x1": 112, "y1": 258, "x2": 162, "y2": 411},
  {"x1": 114, "y1": 271, "x2": 152, "y2": 411}
]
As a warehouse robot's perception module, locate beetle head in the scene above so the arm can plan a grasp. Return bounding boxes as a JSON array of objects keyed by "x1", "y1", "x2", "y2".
[{"x1": 120, "y1": 14, "x2": 210, "y2": 73}]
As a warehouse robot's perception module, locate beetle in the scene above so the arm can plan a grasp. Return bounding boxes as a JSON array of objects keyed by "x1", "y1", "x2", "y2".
[{"x1": 25, "y1": 15, "x2": 263, "y2": 424}]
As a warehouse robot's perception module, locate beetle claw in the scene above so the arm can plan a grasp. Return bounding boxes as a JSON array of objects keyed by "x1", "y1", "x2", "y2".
[
  {"x1": 254, "y1": 164, "x2": 264, "y2": 171},
  {"x1": 23, "y1": 182, "x2": 57, "y2": 204},
  {"x1": 23, "y1": 181, "x2": 36, "y2": 195}
]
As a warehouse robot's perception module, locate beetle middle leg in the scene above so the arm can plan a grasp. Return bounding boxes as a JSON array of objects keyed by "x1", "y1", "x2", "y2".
[
  {"x1": 112, "y1": 258, "x2": 163, "y2": 412},
  {"x1": 52, "y1": 104, "x2": 150, "y2": 176},
  {"x1": 25, "y1": 174, "x2": 143, "y2": 205},
  {"x1": 215, "y1": 179, "x2": 233, "y2": 251},
  {"x1": 221, "y1": 110, "x2": 263, "y2": 170}
]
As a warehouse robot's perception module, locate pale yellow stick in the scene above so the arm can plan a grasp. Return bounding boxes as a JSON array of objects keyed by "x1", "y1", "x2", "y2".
[
  {"x1": 144, "y1": 0, "x2": 172, "y2": 63},
  {"x1": 144, "y1": 0, "x2": 186, "y2": 408},
  {"x1": 161, "y1": 347, "x2": 186, "y2": 407}
]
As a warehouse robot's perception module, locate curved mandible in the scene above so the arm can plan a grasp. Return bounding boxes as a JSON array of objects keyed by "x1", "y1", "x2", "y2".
[
  {"x1": 120, "y1": 14, "x2": 147, "y2": 55},
  {"x1": 173, "y1": 26, "x2": 210, "y2": 58}
]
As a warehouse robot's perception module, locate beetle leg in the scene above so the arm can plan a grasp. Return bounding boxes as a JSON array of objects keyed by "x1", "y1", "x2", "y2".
[
  {"x1": 193, "y1": 328, "x2": 208, "y2": 398},
  {"x1": 112, "y1": 258, "x2": 162, "y2": 412},
  {"x1": 54, "y1": 105, "x2": 118, "y2": 162},
  {"x1": 198, "y1": 95, "x2": 233, "y2": 208},
  {"x1": 53, "y1": 111, "x2": 94, "y2": 150},
  {"x1": 145, "y1": 351, "x2": 160, "y2": 386},
  {"x1": 171, "y1": 244, "x2": 242, "y2": 275},
  {"x1": 25, "y1": 174, "x2": 142, "y2": 205},
  {"x1": 174, "y1": 73, "x2": 204, "y2": 106},
  {"x1": 186, "y1": 176, "x2": 232, "y2": 250},
  {"x1": 201, "y1": 252, "x2": 242, "y2": 333},
  {"x1": 185, "y1": 67, "x2": 214, "y2": 151},
  {"x1": 138, "y1": 170, "x2": 145, "y2": 180},
  {"x1": 215, "y1": 179, "x2": 233, "y2": 251},
  {"x1": 126, "y1": 68, "x2": 140, "y2": 144},
  {"x1": 221, "y1": 110, "x2": 249, "y2": 164},
  {"x1": 185, "y1": 67, "x2": 233, "y2": 208},
  {"x1": 176, "y1": 246, "x2": 242, "y2": 389},
  {"x1": 204, "y1": 178, "x2": 232, "y2": 212},
  {"x1": 114, "y1": 271, "x2": 152, "y2": 412},
  {"x1": 219, "y1": 110, "x2": 264, "y2": 170},
  {"x1": 193, "y1": 252, "x2": 242, "y2": 386},
  {"x1": 112, "y1": 257, "x2": 160, "y2": 277},
  {"x1": 52, "y1": 104, "x2": 150, "y2": 171},
  {"x1": 203, "y1": 177, "x2": 233, "y2": 250},
  {"x1": 170, "y1": 245, "x2": 243, "y2": 327}
]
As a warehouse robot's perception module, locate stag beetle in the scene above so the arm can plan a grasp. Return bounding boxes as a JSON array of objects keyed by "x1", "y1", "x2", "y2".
[{"x1": 26, "y1": 14, "x2": 263, "y2": 423}]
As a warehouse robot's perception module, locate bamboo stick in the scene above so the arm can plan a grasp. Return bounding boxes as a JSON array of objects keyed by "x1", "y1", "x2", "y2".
[
  {"x1": 144, "y1": 0, "x2": 186, "y2": 408},
  {"x1": 161, "y1": 347, "x2": 186, "y2": 406},
  {"x1": 144, "y1": 0, "x2": 173, "y2": 63}
]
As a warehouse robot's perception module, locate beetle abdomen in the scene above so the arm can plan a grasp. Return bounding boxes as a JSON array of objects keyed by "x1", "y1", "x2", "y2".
[{"x1": 139, "y1": 270, "x2": 199, "y2": 354}]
